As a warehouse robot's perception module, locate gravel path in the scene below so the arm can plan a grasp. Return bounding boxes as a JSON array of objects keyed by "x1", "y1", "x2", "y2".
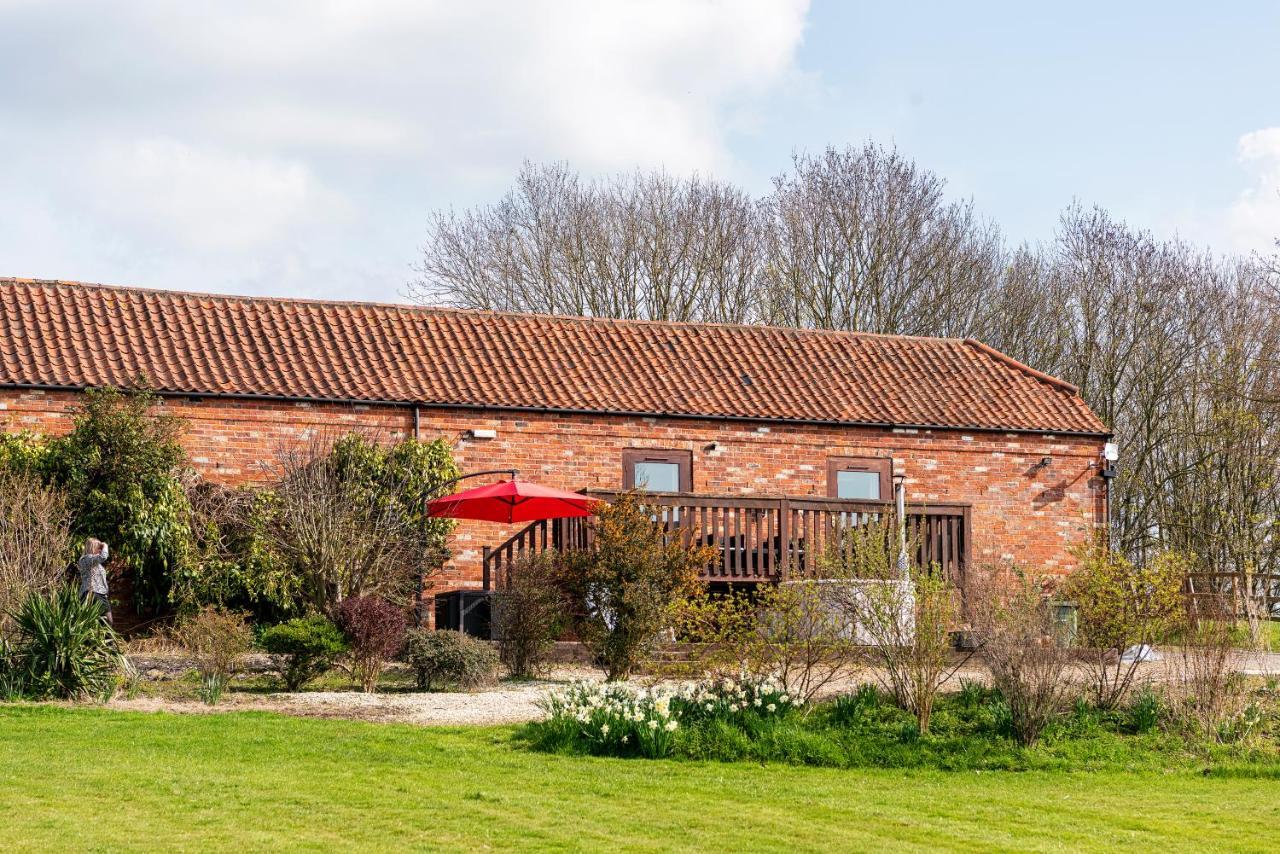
[
  {"x1": 107, "y1": 666, "x2": 601, "y2": 726},
  {"x1": 101, "y1": 649, "x2": 1278, "y2": 727}
]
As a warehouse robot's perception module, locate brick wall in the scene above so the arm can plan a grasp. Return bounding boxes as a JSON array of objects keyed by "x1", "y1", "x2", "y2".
[{"x1": 1, "y1": 388, "x2": 1108, "y2": 595}]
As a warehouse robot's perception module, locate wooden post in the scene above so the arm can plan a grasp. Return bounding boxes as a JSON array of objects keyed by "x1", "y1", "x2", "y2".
[{"x1": 778, "y1": 498, "x2": 790, "y2": 580}]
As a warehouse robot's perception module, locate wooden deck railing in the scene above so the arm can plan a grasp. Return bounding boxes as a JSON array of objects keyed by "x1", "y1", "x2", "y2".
[{"x1": 483, "y1": 490, "x2": 970, "y2": 591}]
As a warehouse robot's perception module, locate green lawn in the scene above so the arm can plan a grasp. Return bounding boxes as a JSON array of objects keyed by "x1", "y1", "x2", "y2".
[{"x1": 1, "y1": 706, "x2": 1277, "y2": 852}]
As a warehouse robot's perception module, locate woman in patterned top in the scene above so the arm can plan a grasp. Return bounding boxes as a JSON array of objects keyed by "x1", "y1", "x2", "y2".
[{"x1": 77, "y1": 538, "x2": 112, "y2": 627}]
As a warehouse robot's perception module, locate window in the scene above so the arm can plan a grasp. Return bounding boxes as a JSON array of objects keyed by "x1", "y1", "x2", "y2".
[
  {"x1": 827, "y1": 456, "x2": 892, "y2": 500},
  {"x1": 623, "y1": 449, "x2": 692, "y2": 492}
]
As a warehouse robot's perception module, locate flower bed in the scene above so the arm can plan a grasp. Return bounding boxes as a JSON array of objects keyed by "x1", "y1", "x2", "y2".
[
  {"x1": 525, "y1": 677, "x2": 1280, "y2": 771},
  {"x1": 535, "y1": 673, "x2": 801, "y2": 758}
]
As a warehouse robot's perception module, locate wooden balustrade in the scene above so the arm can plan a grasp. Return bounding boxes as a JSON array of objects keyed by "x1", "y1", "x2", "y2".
[{"x1": 483, "y1": 490, "x2": 970, "y2": 591}]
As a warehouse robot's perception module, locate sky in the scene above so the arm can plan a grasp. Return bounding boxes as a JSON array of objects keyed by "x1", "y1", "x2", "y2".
[{"x1": 1, "y1": 0, "x2": 1277, "y2": 303}]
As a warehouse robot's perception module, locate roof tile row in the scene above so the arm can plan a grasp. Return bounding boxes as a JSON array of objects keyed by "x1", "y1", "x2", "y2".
[{"x1": 0, "y1": 278, "x2": 1108, "y2": 435}]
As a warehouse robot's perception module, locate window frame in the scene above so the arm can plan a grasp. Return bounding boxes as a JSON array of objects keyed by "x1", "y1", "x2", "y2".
[
  {"x1": 826, "y1": 456, "x2": 893, "y2": 501},
  {"x1": 622, "y1": 449, "x2": 693, "y2": 493}
]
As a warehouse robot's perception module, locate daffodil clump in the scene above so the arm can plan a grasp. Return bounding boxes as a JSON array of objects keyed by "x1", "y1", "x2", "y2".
[
  {"x1": 673, "y1": 672, "x2": 799, "y2": 723},
  {"x1": 538, "y1": 680, "x2": 681, "y2": 758}
]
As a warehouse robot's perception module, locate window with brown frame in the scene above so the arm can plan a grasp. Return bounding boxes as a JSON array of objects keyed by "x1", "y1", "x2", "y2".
[
  {"x1": 622, "y1": 449, "x2": 692, "y2": 493},
  {"x1": 826, "y1": 456, "x2": 892, "y2": 500}
]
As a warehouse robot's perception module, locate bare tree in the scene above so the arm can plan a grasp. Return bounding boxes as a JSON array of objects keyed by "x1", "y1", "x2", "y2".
[
  {"x1": 267, "y1": 434, "x2": 433, "y2": 613},
  {"x1": 968, "y1": 566, "x2": 1077, "y2": 746},
  {"x1": 412, "y1": 161, "x2": 765, "y2": 323},
  {"x1": 0, "y1": 470, "x2": 71, "y2": 634},
  {"x1": 761, "y1": 143, "x2": 1003, "y2": 336}
]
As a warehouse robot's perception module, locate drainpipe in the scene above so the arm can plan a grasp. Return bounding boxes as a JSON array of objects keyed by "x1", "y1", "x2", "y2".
[
  {"x1": 412, "y1": 404, "x2": 420, "y2": 440},
  {"x1": 893, "y1": 471, "x2": 908, "y2": 580}
]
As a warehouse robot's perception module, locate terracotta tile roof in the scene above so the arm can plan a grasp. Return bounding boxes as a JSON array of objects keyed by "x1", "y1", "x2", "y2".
[{"x1": 0, "y1": 278, "x2": 1108, "y2": 435}]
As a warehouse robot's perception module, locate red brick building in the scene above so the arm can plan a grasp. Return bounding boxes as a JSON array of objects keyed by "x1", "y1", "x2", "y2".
[{"x1": 0, "y1": 278, "x2": 1110, "y2": 596}]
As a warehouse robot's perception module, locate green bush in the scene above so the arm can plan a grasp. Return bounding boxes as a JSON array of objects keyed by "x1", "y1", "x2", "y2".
[
  {"x1": 559, "y1": 491, "x2": 713, "y2": 681},
  {"x1": 1065, "y1": 542, "x2": 1187, "y2": 710},
  {"x1": 270, "y1": 434, "x2": 459, "y2": 615},
  {"x1": 260, "y1": 616, "x2": 348, "y2": 690},
  {"x1": 0, "y1": 636, "x2": 24, "y2": 701},
  {"x1": 172, "y1": 483, "x2": 297, "y2": 622},
  {"x1": 1126, "y1": 688, "x2": 1165, "y2": 734},
  {"x1": 405, "y1": 629, "x2": 498, "y2": 691},
  {"x1": 39, "y1": 386, "x2": 194, "y2": 614},
  {"x1": 9, "y1": 586, "x2": 125, "y2": 701}
]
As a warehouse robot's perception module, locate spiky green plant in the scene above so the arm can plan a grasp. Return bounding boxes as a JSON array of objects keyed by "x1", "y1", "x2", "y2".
[
  {"x1": 11, "y1": 586, "x2": 124, "y2": 701},
  {"x1": 0, "y1": 635, "x2": 23, "y2": 700}
]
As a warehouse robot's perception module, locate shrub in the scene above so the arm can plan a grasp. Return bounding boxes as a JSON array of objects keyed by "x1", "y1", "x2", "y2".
[
  {"x1": 173, "y1": 606, "x2": 253, "y2": 704},
  {"x1": 41, "y1": 385, "x2": 194, "y2": 613},
  {"x1": 1064, "y1": 541, "x2": 1187, "y2": 710},
  {"x1": 1126, "y1": 687, "x2": 1164, "y2": 734},
  {"x1": 665, "y1": 586, "x2": 758, "y2": 678},
  {"x1": 404, "y1": 629, "x2": 498, "y2": 691},
  {"x1": 259, "y1": 615, "x2": 348, "y2": 691},
  {"x1": 1169, "y1": 594, "x2": 1249, "y2": 741},
  {"x1": 9, "y1": 586, "x2": 125, "y2": 701},
  {"x1": 822, "y1": 521, "x2": 959, "y2": 734},
  {"x1": 269, "y1": 433, "x2": 458, "y2": 614},
  {"x1": 968, "y1": 567, "x2": 1077, "y2": 746},
  {"x1": 171, "y1": 482, "x2": 297, "y2": 621},
  {"x1": 336, "y1": 596, "x2": 407, "y2": 692},
  {"x1": 0, "y1": 469, "x2": 73, "y2": 634},
  {"x1": 491, "y1": 550, "x2": 565, "y2": 678},
  {"x1": 559, "y1": 491, "x2": 713, "y2": 680},
  {"x1": 0, "y1": 635, "x2": 21, "y2": 700},
  {"x1": 743, "y1": 581, "x2": 852, "y2": 707}
]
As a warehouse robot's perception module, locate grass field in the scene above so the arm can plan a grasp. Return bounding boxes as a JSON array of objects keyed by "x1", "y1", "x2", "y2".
[{"x1": 2, "y1": 706, "x2": 1277, "y2": 852}]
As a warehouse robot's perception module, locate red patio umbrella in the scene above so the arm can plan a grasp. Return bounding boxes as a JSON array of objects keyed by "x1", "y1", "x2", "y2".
[{"x1": 427, "y1": 478, "x2": 600, "y2": 523}]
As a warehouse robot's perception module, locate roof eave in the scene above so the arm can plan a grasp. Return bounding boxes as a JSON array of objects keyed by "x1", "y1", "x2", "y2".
[{"x1": 0, "y1": 382, "x2": 1114, "y2": 440}]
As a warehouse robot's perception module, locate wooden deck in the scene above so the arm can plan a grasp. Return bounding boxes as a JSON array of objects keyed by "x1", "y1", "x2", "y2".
[{"x1": 482, "y1": 490, "x2": 970, "y2": 590}]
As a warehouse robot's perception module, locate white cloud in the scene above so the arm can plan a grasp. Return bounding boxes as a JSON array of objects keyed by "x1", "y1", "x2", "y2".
[
  {"x1": 0, "y1": 0, "x2": 811, "y2": 299},
  {"x1": 1228, "y1": 128, "x2": 1280, "y2": 255},
  {"x1": 83, "y1": 138, "x2": 343, "y2": 252}
]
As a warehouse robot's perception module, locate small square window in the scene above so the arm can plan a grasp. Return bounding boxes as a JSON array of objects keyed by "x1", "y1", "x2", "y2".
[
  {"x1": 623, "y1": 449, "x2": 692, "y2": 492},
  {"x1": 827, "y1": 457, "x2": 892, "y2": 500}
]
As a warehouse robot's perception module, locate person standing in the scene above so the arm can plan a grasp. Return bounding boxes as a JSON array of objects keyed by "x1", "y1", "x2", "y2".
[{"x1": 77, "y1": 538, "x2": 112, "y2": 627}]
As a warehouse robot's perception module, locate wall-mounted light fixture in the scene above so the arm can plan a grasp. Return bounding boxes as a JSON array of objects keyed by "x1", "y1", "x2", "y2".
[
  {"x1": 704, "y1": 442, "x2": 719, "y2": 452},
  {"x1": 468, "y1": 428, "x2": 497, "y2": 440},
  {"x1": 1031, "y1": 456, "x2": 1052, "y2": 472}
]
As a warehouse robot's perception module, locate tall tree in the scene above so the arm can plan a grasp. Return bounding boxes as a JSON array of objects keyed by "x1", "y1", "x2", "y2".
[
  {"x1": 761, "y1": 143, "x2": 1003, "y2": 336},
  {"x1": 411, "y1": 161, "x2": 764, "y2": 323}
]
